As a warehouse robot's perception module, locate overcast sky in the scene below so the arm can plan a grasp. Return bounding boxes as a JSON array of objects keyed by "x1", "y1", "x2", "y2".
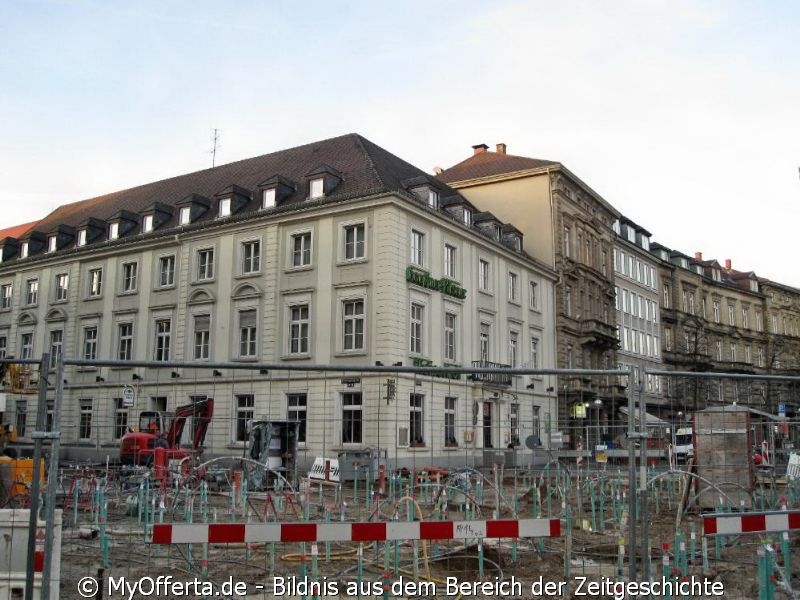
[{"x1": 1, "y1": 1, "x2": 798, "y2": 285}]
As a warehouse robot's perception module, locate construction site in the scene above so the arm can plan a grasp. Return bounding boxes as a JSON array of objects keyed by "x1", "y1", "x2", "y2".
[{"x1": 1, "y1": 356, "x2": 800, "y2": 600}]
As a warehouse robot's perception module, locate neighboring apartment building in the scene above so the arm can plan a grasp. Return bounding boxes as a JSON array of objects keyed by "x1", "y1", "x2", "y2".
[
  {"x1": 612, "y1": 218, "x2": 663, "y2": 411},
  {"x1": 438, "y1": 143, "x2": 620, "y2": 446},
  {"x1": 651, "y1": 245, "x2": 770, "y2": 413},
  {"x1": 758, "y1": 278, "x2": 800, "y2": 412},
  {"x1": 0, "y1": 134, "x2": 558, "y2": 466}
]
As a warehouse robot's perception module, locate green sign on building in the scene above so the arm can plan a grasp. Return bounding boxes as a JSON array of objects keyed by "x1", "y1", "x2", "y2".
[{"x1": 405, "y1": 266, "x2": 467, "y2": 299}]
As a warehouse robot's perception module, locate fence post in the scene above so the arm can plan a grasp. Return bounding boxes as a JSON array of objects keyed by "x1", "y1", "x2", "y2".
[
  {"x1": 24, "y1": 353, "x2": 49, "y2": 600},
  {"x1": 41, "y1": 353, "x2": 64, "y2": 600}
]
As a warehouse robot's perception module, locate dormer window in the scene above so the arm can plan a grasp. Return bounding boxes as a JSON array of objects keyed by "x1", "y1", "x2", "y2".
[
  {"x1": 142, "y1": 215, "x2": 154, "y2": 233},
  {"x1": 310, "y1": 178, "x2": 324, "y2": 199},
  {"x1": 262, "y1": 188, "x2": 276, "y2": 209},
  {"x1": 219, "y1": 198, "x2": 231, "y2": 218},
  {"x1": 750, "y1": 280, "x2": 759, "y2": 293},
  {"x1": 0, "y1": 248, "x2": 3, "y2": 262},
  {"x1": 179, "y1": 206, "x2": 191, "y2": 225},
  {"x1": 77, "y1": 229, "x2": 87, "y2": 247},
  {"x1": 109, "y1": 222, "x2": 119, "y2": 240},
  {"x1": 20, "y1": 242, "x2": 29, "y2": 258},
  {"x1": 712, "y1": 269, "x2": 721, "y2": 282},
  {"x1": 427, "y1": 190, "x2": 439, "y2": 209},
  {"x1": 626, "y1": 228, "x2": 636, "y2": 243},
  {"x1": 680, "y1": 258, "x2": 688, "y2": 269},
  {"x1": 641, "y1": 237, "x2": 650, "y2": 251},
  {"x1": 463, "y1": 209, "x2": 472, "y2": 226},
  {"x1": 47, "y1": 235, "x2": 57, "y2": 253}
]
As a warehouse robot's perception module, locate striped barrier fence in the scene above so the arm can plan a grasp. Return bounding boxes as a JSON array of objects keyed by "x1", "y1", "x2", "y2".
[
  {"x1": 151, "y1": 518, "x2": 562, "y2": 544},
  {"x1": 703, "y1": 510, "x2": 800, "y2": 536}
]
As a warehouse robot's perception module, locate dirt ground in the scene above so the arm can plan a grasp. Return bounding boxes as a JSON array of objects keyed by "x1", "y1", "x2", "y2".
[{"x1": 52, "y1": 472, "x2": 800, "y2": 600}]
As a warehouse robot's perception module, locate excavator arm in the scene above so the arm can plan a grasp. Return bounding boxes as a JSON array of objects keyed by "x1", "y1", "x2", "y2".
[{"x1": 166, "y1": 398, "x2": 214, "y2": 450}]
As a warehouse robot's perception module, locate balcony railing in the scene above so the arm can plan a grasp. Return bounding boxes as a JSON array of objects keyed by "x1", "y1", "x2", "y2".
[{"x1": 470, "y1": 360, "x2": 512, "y2": 386}]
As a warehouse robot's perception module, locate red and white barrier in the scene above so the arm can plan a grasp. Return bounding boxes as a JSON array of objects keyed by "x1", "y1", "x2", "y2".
[
  {"x1": 703, "y1": 510, "x2": 800, "y2": 536},
  {"x1": 152, "y1": 518, "x2": 561, "y2": 545}
]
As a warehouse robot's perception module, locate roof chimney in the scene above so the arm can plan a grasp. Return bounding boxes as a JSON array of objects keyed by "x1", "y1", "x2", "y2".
[
  {"x1": 433, "y1": 166, "x2": 443, "y2": 175},
  {"x1": 496, "y1": 143, "x2": 507, "y2": 155},
  {"x1": 725, "y1": 259, "x2": 731, "y2": 270},
  {"x1": 695, "y1": 251, "x2": 702, "y2": 261},
  {"x1": 472, "y1": 144, "x2": 489, "y2": 155}
]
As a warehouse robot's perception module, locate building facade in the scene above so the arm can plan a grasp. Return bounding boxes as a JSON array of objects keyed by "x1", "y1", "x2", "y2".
[
  {"x1": 0, "y1": 134, "x2": 558, "y2": 466},
  {"x1": 438, "y1": 143, "x2": 620, "y2": 446},
  {"x1": 612, "y1": 218, "x2": 664, "y2": 411}
]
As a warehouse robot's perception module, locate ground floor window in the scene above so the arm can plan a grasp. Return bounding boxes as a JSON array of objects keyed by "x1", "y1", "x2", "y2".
[
  {"x1": 287, "y1": 393, "x2": 307, "y2": 443},
  {"x1": 444, "y1": 396, "x2": 457, "y2": 446},
  {"x1": 342, "y1": 392, "x2": 362, "y2": 444},
  {"x1": 79, "y1": 399, "x2": 93, "y2": 440},
  {"x1": 113, "y1": 398, "x2": 128, "y2": 440},
  {"x1": 409, "y1": 393, "x2": 424, "y2": 445},
  {"x1": 234, "y1": 395, "x2": 254, "y2": 443}
]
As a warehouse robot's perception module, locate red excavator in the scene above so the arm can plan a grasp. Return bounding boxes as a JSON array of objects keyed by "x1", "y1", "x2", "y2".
[{"x1": 119, "y1": 398, "x2": 214, "y2": 466}]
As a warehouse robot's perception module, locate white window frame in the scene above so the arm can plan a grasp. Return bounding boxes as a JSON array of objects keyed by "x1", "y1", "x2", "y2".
[
  {"x1": 262, "y1": 188, "x2": 276, "y2": 210},
  {"x1": 241, "y1": 239, "x2": 261, "y2": 274},
  {"x1": 287, "y1": 393, "x2": 308, "y2": 444},
  {"x1": 47, "y1": 235, "x2": 57, "y2": 253},
  {"x1": 158, "y1": 255, "x2": 176, "y2": 287},
  {"x1": 55, "y1": 273, "x2": 69, "y2": 301},
  {"x1": 508, "y1": 272, "x2": 519, "y2": 303},
  {"x1": 20, "y1": 332, "x2": 33, "y2": 359},
  {"x1": 238, "y1": 309, "x2": 258, "y2": 358},
  {"x1": 444, "y1": 312, "x2": 457, "y2": 362},
  {"x1": 108, "y1": 222, "x2": 119, "y2": 240},
  {"x1": 77, "y1": 229, "x2": 87, "y2": 247},
  {"x1": 193, "y1": 314, "x2": 210, "y2": 360},
  {"x1": 479, "y1": 322, "x2": 491, "y2": 362},
  {"x1": 530, "y1": 335, "x2": 539, "y2": 369},
  {"x1": 118, "y1": 322, "x2": 133, "y2": 361},
  {"x1": 113, "y1": 398, "x2": 128, "y2": 441},
  {"x1": 508, "y1": 330, "x2": 518, "y2": 367},
  {"x1": 233, "y1": 394, "x2": 254, "y2": 443},
  {"x1": 410, "y1": 229, "x2": 425, "y2": 267},
  {"x1": 309, "y1": 177, "x2": 324, "y2": 199},
  {"x1": 88, "y1": 268, "x2": 103, "y2": 297},
  {"x1": 409, "y1": 393, "x2": 424, "y2": 445},
  {"x1": 0, "y1": 284, "x2": 10, "y2": 309},
  {"x1": 79, "y1": 399, "x2": 93, "y2": 441},
  {"x1": 142, "y1": 214, "x2": 154, "y2": 233},
  {"x1": 218, "y1": 198, "x2": 231, "y2": 218},
  {"x1": 410, "y1": 302, "x2": 424, "y2": 355},
  {"x1": 342, "y1": 299, "x2": 365, "y2": 352},
  {"x1": 154, "y1": 318, "x2": 172, "y2": 361},
  {"x1": 290, "y1": 231, "x2": 313, "y2": 268},
  {"x1": 20, "y1": 242, "x2": 29, "y2": 258},
  {"x1": 444, "y1": 396, "x2": 457, "y2": 446},
  {"x1": 529, "y1": 281, "x2": 538, "y2": 310},
  {"x1": 342, "y1": 222, "x2": 366, "y2": 262},
  {"x1": 26, "y1": 279, "x2": 38, "y2": 305},
  {"x1": 49, "y1": 330, "x2": 63, "y2": 369},
  {"x1": 121, "y1": 262, "x2": 138, "y2": 293},
  {"x1": 443, "y1": 243, "x2": 457, "y2": 279},
  {"x1": 288, "y1": 303, "x2": 310, "y2": 355},
  {"x1": 478, "y1": 259, "x2": 490, "y2": 292},
  {"x1": 341, "y1": 392, "x2": 362, "y2": 445},
  {"x1": 179, "y1": 206, "x2": 191, "y2": 225},
  {"x1": 196, "y1": 248, "x2": 215, "y2": 281},
  {"x1": 83, "y1": 326, "x2": 98, "y2": 361}
]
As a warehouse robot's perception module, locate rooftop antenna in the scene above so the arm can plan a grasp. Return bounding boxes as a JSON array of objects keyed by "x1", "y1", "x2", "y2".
[{"x1": 210, "y1": 128, "x2": 221, "y2": 167}]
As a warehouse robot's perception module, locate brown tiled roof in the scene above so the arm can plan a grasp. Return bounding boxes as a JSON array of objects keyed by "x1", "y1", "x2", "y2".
[
  {"x1": 437, "y1": 149, "x2": 558, "y2": 184},
  {"x1": 29, "y1": 133, "x2": 457, "y2": 234},
  {"x1": 0, "y1": 220, "x2": 39, "y2": 241}
]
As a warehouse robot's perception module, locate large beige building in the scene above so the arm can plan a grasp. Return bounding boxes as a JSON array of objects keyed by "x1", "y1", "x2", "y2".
[
  {"x1": 438, "y1": 144, "x2": 620, "y2": 445},
  {"x1": 0, "y1": 134, "x2": 558, "y2": 466}
]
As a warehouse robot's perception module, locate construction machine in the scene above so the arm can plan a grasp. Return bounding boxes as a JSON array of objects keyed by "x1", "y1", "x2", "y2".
[{"x1": 119, "y1": 398, "x2": 214, "y2": 466}]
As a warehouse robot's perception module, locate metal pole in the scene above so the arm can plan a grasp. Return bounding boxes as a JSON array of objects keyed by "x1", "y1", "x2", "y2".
[
  {"x1": 627, "y1": 370, "x2": 637, "y2": 580},
  {"x1": 638, "y1": 382, "x2": 650, "y2": 580},
  {"x1": 24, "y1": 353, "x2": 49, "y2": 600},
  {"x1": 40, "y1": 355, "x2": 64, "y2": 600}
]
